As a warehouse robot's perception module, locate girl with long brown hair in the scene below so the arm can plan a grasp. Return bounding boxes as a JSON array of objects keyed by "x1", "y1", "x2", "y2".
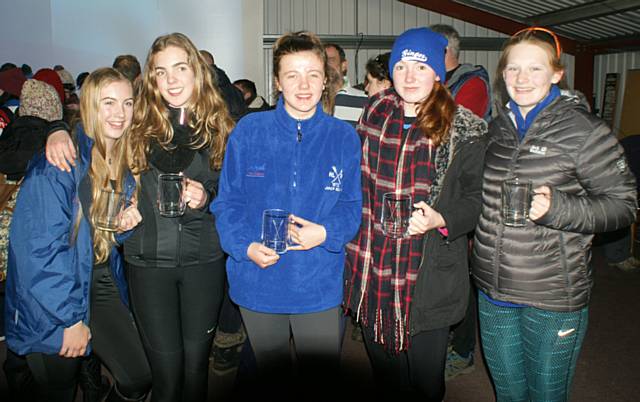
[
  {"x1": 343, "y1": 27, "x2": 488, "y2": 401},
  {"x1": 6, "y1": 67, "x2": 150, "y2": 402},
  {"x1": 123, "y1": 32, "x2": 232, "y2": 402}
]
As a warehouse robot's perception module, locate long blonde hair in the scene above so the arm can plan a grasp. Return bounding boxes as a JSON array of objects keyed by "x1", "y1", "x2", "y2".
[
  {"x1": 78, "y1": 68, "x2": 133, "y2": 263},
  {"x1": 129, "y1": 32, "x2": 234, "y2": 172}
]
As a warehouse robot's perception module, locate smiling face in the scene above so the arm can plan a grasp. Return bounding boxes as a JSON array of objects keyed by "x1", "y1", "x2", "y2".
[
  {"x1": 154, "y1": 46, "x2": 195, "y2": 108},
  {"x1": 392, "y1": 60, "x2": 438, "y2": 117},
  {"x1": 276, "y1": 50, "x2": 325, "y2": 120},
  {"x1": 503, "y1": 42, "x2": 563, "y2": 117},
  {"x1": 98, "y1": 80, "x2": 134, "y2": 149}
]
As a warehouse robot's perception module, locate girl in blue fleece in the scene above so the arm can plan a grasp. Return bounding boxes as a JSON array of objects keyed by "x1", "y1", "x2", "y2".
[{"x1": 210, "y1": 31, "x2": 362, "y2": 393}]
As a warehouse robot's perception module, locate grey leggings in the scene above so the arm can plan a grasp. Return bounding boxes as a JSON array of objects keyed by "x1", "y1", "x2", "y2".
[{"x1": 239, "y1": 306, "x2": 341, "y2": 397}]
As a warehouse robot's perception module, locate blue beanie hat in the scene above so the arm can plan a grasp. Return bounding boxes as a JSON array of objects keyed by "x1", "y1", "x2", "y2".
[{"x1": 389, "y1": 27, "x2": 448, "y2": 81}]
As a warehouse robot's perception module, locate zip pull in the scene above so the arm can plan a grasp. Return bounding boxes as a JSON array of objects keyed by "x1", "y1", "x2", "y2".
[{"x1": 297, "y1": 121, "x2": 302, "y2": 143}]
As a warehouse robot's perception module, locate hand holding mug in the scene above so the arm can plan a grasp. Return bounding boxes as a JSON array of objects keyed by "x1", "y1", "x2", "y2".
[
  {"x1": 247, "y1": 242, "x2": 280, "y2": 269},
  {"x1": 117, "y1": 202, "x2": 143, "y2": 233},
  {"x1": 183, "y1": 178, "x2": 207, "y2": 209},
  {"x1": 530, "y1": 186, "x2": 551, "y2": 221},
  {"x1": 287, "y1": 214, "x2": 326, "y2": 251},
  {"x1": 408, "y1": 201, "x2": 445, "y2": 235}
]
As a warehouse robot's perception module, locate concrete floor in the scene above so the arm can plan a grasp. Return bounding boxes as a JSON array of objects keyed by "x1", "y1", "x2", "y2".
[{"x1": 1, "y1": 246, "x2": 639, "y2": 401}]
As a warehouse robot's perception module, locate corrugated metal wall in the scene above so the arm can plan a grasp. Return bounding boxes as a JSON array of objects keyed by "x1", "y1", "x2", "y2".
[
  {"x1": 261, "y1": 0, "x2": 576, "y2": 105},
  {"x1": 594, "y1": 52, "x2": 640, "y2": 135}
]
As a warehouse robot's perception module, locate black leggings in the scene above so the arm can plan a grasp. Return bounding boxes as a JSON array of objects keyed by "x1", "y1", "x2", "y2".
[
  {"x1": 90, "y1": 265, "x2": 151, "y2": 398},
  {"x1": 25, "y1": 265, "x2": 152, "y2": 402},
  {"x1": 25, "y1": 353, "x2": 80, "y2": 402},
  {"x1": 127, "y1": 261, "x2": 225, "y2": 402},
  {"x1": 363, "y1": 326, "x2": 449, "y2": 402}
]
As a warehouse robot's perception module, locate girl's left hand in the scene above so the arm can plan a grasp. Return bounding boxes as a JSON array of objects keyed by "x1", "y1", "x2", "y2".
[
  {"x1": 183, "y1": 178, "x2": 207, "y2": 209},
  {"x1": 117, "y1": 203, "x2": 142, "y2": 233},
  {"x1": 408, "y1": 201, "x2": 445, "y2": 235},
  {"x1": 287, "y1": 215, "x2": 327, "y2": 251},
  {"x1": 530, "y1": 186, "x2": 552, "y2": 220}
]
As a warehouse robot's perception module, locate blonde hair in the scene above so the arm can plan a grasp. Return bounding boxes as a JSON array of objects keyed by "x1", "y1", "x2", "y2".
[
  {"x1": 129, "y1": 32, "x2": 234, "y2": 172},
  {"x1": 78, "y1": 67, "x2": 133, "y2": 263}
]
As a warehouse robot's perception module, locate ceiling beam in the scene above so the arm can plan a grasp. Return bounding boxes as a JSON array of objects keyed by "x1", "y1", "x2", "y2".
[
  {"x1": 399, "y1": 0, "x2": 578, "y2": 54},
  {"x1": 527, "y1": 0, "x2": 640, "y2": 27},
  {"x1": 585, "y1": 34, "x2": 640, "y2": 54}
]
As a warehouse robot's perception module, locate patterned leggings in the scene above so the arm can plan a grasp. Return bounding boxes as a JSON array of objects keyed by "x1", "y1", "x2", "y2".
[{"x1": 478, "y1": 295, "x2": 589, "y2": 402}]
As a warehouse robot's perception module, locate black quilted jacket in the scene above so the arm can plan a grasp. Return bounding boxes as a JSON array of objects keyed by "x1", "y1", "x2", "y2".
[{"x1": 472, "y1": 91, "x2": 637, "y2": 312}]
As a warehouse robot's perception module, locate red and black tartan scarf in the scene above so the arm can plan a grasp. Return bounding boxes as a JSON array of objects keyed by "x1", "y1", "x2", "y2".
[{"x1": 345, "y1": 89, "x2": 450, "y2": 353}]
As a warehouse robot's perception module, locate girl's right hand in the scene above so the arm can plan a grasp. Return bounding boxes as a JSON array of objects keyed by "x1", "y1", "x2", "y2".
[
  {"x1": 247, "y1": 242, "x2": 280, "y2": 269},
  {"x1": 117, "y1": 204, "x2": 143, "y2": 233},
  {"x1": 46, "y1": 130, "x2": 76, "y2": 172},
  {"x1": 59, "y1": 321, "x2": 91, "y2": 358}
]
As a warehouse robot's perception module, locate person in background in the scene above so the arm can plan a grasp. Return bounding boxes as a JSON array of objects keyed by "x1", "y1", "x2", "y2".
[
  {"x1": 112, "y1": 55, "x2": 142, "y2": 85},
  {"x1": 199, "y1": 49, "x2": 247, "y2": 121},
  {"x1": 56, "y1": 67, "x2": 80, "y2": 121},
  {"x1": 234, "y1": 78, "x2": 272, "y2": 112},
  {"x1": 211, "y1": 30, "x2": 361, "y2": 400},
  {"x1": 0, "y1": 67, "x2": 26, "y2": 134},
  {"x1": 45, "y1": 33, "x2": 234, "y2": 402},
  {"x1": 76, "y1": 72, "x2": 90, "y2": 92},
  {"x1": 344, "y1": 27, "x2": 487, "y2": 401},
  {"x1": 5, "y1": 67, "x2": 151, "y2": 402},
  {"x1": 430, "y1": 24, "x2": 491, "y2": 121},
  {"x1": 324, "y1": 43, "x2": 368, "y2": 127},
  {"x1": 472, "y1": 27, "x2": 637, "y2": 402},
  {"x1": 363, "y1": 52, "x2": 391, "y2": 97},
  {"x1": 600, "y1": 133, "x2": 640, "y2": 272}
]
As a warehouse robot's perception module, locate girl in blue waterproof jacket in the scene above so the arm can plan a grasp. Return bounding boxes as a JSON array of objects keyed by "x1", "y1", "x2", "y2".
[
  {"x1": 210, "y1": 31, "x2": 362, "y2": 397},
  {"x1": 5, "y1": 68, "x2": 151, "y2": 402}
]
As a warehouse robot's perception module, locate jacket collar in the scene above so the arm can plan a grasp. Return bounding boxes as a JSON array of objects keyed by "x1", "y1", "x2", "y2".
[
  {"x1": 74, "y1": 123, "x2": 94, "y2": 177},
  {"x1": 274, "y1": 95, "x2": 325, "y2": 136}
]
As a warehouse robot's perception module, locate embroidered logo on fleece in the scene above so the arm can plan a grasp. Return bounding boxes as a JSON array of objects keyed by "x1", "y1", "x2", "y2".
[
  {"x1": 616, "y1": 158, "x2": 628, "y2": 173},
  {"x1": 529, "y1": 145, "x2": 547, "y2": 155},
  {"x1": 246, "y1": 164, "x2": 266, "y2": 177},
  {"x1": 401, "y1": 49, "x2": 428, "y2": 63},
  {"x1": 325, "y1": 166, "x2": 343, "y2": 192}
]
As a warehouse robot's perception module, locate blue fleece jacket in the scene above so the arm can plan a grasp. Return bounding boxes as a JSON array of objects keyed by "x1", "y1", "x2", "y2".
[{"x1": 211, "y1": 98, "x2": 362, "y2": 313}]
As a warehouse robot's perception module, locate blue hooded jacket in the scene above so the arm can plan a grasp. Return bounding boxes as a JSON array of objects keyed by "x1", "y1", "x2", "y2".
[
  {"x1": 5, "y1": 125, "x2": 135, "y2": 355},
  {"x1": 211, "y1": 98, "x2": 362, "y2": 313}
]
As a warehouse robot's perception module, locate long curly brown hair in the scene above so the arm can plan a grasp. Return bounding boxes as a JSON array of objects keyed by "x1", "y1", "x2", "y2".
[
  {"x1": 414, "y1": 81, "x2": 456, "y2": 147},
  {"x1": 129, "y1": 32, "x2": 234, "y2": 173}
]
